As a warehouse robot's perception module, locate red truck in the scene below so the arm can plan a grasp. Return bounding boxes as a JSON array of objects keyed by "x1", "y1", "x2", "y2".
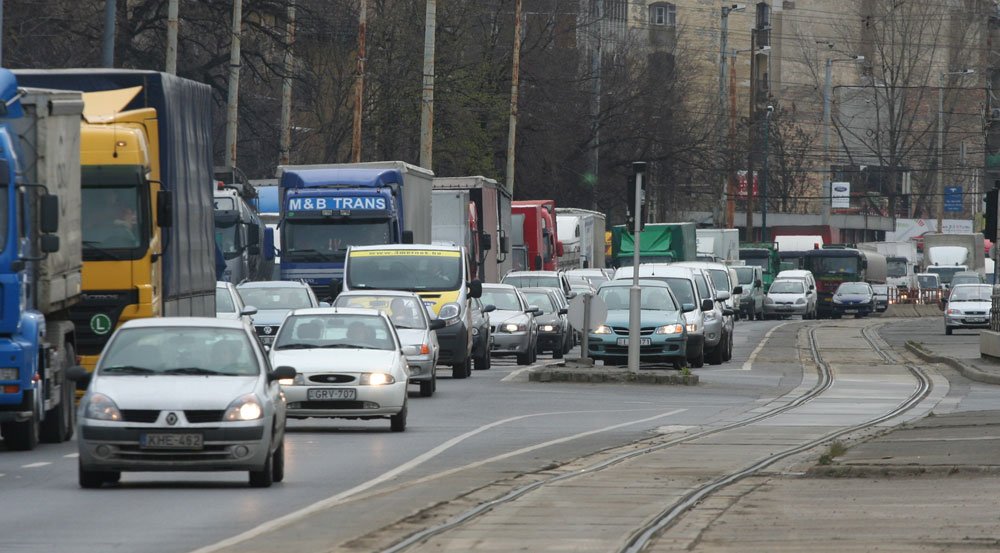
[{"x1": 512, "y1": 200, "x2": 563, "y2": 271}]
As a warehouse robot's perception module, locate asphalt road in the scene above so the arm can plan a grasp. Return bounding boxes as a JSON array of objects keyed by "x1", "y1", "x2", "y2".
[{"x1": 0, "y1": 318, "x2": 807, "y2": 553}]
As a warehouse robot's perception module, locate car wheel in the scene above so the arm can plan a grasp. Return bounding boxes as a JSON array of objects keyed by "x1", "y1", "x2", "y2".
[
  {"x1": 945, "y1": 326, "x2": 953, "y2": 335},
  {"x1": 79, "y1": 460, "x2": 114, "y2": 489},
  {"x1": 516, "y1": 350, "x2": 532, "y2": 365},
  {"x1": 451, "y1": 359, "x2": 470, "y2": 379},
  {"x1": 689, "y1": 346, "x2": 705, "y2": 368},
  {"x1": 553, "y1": 346, "x2": 564, "y2": 359},
  {"x1": 475, "y1": 353, "x2": 490, "y2": 371},
  {"x1": 724, "y1": 332, "x2": 733, "y2": 361},
  {"x1": 272, "y1": 439, "x2": 285, "y2": 483},
  {"x1": 706, "y1": 343, "x2": 723, "y2": 365},
  {"x1": 249, "y1": 442, "x2": 275, "y2": 488},
  {"x1": 419, "y1": 378, "x2": 434, "y2": 397},
  {"x1": 390, "y1": 402, "x2": 408, "y2": 432}
]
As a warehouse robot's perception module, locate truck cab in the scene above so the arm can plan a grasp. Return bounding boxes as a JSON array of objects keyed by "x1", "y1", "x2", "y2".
[
  {"x1": 512, "y1": 201, "x2": 561, "y2": 271},
  {"x1": 214, "y1": 184, "x2": 270, "y2": 284}
]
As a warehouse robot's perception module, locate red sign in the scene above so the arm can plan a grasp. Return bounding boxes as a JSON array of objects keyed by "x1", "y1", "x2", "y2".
[{"x1": 736, "y1": 171, "x2": 759, "y2": 198}]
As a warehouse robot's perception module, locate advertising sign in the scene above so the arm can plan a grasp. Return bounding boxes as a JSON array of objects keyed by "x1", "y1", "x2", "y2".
[
  {"x1": 944, "y1": 186, "x2": 963, "y2": 213},
  {"x1": 831, "y1": 181, "x2": 850, "y2": 209}
]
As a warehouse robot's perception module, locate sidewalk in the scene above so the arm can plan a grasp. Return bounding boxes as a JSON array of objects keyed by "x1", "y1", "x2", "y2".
[{"x1": 905, "y1": 331, "x2": 1000, "y2": 385}]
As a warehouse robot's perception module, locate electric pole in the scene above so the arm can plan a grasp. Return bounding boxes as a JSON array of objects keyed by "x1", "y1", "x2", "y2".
[
  {"x1": 589, "y1": 0, "x2": 603, "y2": 211},
  {"x1": 419, "y1": 0, "x2": 436, "y2": 170},
  {"x1": 352, "y1": 0, "x2": 367, "y2": 163},
  {"x1": 102, "y1": 0, "x2": 115, "y2": 67},
  {"x1": 225, "y1": 0, "x2": 243, "y2": 171},
  {"x1": 165, "y1": 0, "x2": 179, "y2": 74},
  {"x1": 505, "y1": 0, "x2": 523, "y2": 196},
  {"x1": 279, "y1": 0, "x2": 296, "y2": 167}
]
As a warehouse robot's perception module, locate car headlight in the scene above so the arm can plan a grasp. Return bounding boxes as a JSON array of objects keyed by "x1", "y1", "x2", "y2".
[
  {"x1": 83, "y1": 393, "x2": 122, "y2": 421},
  {"x1": 685, "y1": 323, "x2": 697, "y2": 333},
  {"x1": 796, "y1": 298, "x2": 806, "y2": 305},
  {"x1": 655, "y1": 324, "x2": 683, "y2": 335},
  {"x1": 946, "y1": 308, "x2": 961, "y2": 315},
  {"x1": 500, "y1": 322, "x2": 527, "y2": 333},
  {"x1": 593, "y1": 325, "x2": 613, "y2": 335},
  {"x1": 0, "y1": 367, "x2": 17, "y2": 380},
  {"x1": 438, "y1": 303, "x2": 462, "y2": 325},
  {"x1": 540, "y1": 324, "x2": 560, "y2": 332},
  {"x1": 833, "y1": 297, "x2": 843, "y2": 304},
  {"x1": 360, "y1": 372, "x2": 396, "y2": 386},
  {"x1": 224, "y1": 394, "x2": 263, "y2": 421},
  {"x1": 278, "y1": 373, "x2": 305, "y2": 387},
  {"x1": 764, "y1": 297, "x2": 774, "y2": 305}
]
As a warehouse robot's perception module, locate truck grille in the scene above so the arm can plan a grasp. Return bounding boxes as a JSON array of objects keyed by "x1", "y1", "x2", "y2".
[{"x1": 69, "y1": 290, "x2": 139, "y2": 356}]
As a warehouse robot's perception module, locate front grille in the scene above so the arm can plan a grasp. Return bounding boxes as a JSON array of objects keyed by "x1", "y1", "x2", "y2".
[
  {"x1": 294, "y1": 401, "x2": 367, "y2": 410},
  {"x1": 254, "y1": 325, "x2": 279, "y2": 337},
  {"x1": 184, "y1": 410, "x2": 225, "y2": 423},
  {"x1": 610, "y1": 326, "x2": 656, "y2": 336},
  {"x1": 69, "y1": 290, "x2": 140, "y2": 356},
  {"x1": 120, "y1": 410, "x2": 159, "y2": 423},
  {"x1": 308, "y1": 374, "x2": 356, "y2": 384},
  {"x1": 602, "y1": 344, "x2": 678, "y2": 355},
  {"x1": 965, "y1": 311, "x2": 987, "y2": 315},
  {"x1": 114, "y1": 444, "x2": 232, "y2": 462}
]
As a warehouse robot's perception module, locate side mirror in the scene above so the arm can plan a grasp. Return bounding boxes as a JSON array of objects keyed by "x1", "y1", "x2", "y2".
[
  {"x1": 248, "y1": 244, "x2": 261, "y2": 255},
  {"x1": 66, "y1": 365, "x2": 92, "y2": 389},
  {"x1": 157, "y1": 190, "x2": 173, "y2": 227},
  {"x1": 429, "y1": 319, "x2": 446, "y2": 330},
  {"x1": 247, "y1": 224, "x2": 260, "y2": 247},
  {"x1": 318, "y1": 301, "x2": 331, "y2": 308},
  {"x1": 40, "y1": 194, "x2": 59, "y2": 234},
  {"x1": 701, "y1": 298, "x2": 714, "y2": 311},
  {"x1": 499, "y1": 235, "x2": 510, "y2": 254},
  {"x1": 401, "y1": 345, "x2": 421, "y2": 356},
  {"x1": 240, "y1": 305, "x2": 258, "y2": 317},
  {"x1": 40, "y1": 234, "x2": 60, "y2": 254},
  {"x1": 526, "y1": 305, "x2": 540, "y2": 315},
  {"x1": 402, "y1": 230, "x2": 415, "y2": 244},
  {"x1": 532, "y1": 308, "x2": 543, "y2": 316},
  {"x1": 716, "y1": 291, "x2": 731, "y2": 301},
  {"x1": 482, "y1": 304, "x2": 497, "y2": 313},
  {"x1": 567, "y1": 291, "x2": 577, "y2": 300},
  {"x1": 269, "y1": 366, "x2": 296, "y2": 382},
  {"x1": 755, "y1": 279, "x2": 762, "y2": 288},
  {"x1": 481, "y1": 233, "x2": 493, "y2": 251},
  {"x1": 682, "y1": 303, "x2": 696, "y2": 313},
  {"x1": 468, "y1": 279, "x2": 483, "y2": 299},
  {"x1": 809, "y1": 284, "x2": 815, "y2": 290},
  {"x1": 558, "y1": 307, "x2": 568, "y2": 315},
  {"x1": 732, "y1": 286, "x2": 743, "y2": 295},
  {"x1": 263, "y1": 227, "x2": 276, "y2": 261}
]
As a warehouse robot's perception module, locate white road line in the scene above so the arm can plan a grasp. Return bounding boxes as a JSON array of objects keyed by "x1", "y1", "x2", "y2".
[
  {"x1": 21, "y1": 462, "x2": 51, "y2": 468},
  {"x1": 188, "y1": 407, "x2": 686, "y2": 553},
  {"x1": 63, "y1": 453, "x2": 79, "y2": 458},
  {"x1": 741, "y1": 321, "x2": 793, "y2": 371}
]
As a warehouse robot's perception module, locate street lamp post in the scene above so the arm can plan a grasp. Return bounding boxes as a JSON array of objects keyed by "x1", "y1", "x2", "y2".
[
  {"x1": 761, "y1": 105, "x2": 773, "y2": 242},
  {"x1": 937, "y1": 69, "x2": 976, "y2": 230},
  {"x1": 718, "y1": 4, "x2": 745, "y2": 223}
]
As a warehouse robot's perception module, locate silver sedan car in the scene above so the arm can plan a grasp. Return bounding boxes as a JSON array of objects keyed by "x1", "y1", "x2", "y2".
[
  {"x1": 333, "y1": 290, "x2": 444, "y2": 397},
  {"x1": 69, "y1": 317, "x2": 294, "y2": 488},
  {"x1": 480, "y1": 284, "x2": 540, "y2": 366}
]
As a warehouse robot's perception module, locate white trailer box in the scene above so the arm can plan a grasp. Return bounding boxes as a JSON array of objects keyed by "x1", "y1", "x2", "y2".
[
  {"x1": 556, "y1": 208, "x2": 606, "y2": 269},
  {"x1": 921, "y1": 233, "x2": 985, "y2": 286},
  {"x1": 433, "y1": 176, "x2": 511, "y2": 282},
  {"x1": 696, "y1": 228, "x2": 739, "y2": 263}
]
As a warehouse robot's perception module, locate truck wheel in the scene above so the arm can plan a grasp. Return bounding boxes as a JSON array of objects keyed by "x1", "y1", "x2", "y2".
[
  {"x1": 452, "y1": 359, "x2": 470, "y2": 379},
  {"x1": 3, "y1": 390, "x2": 40, "y2": 451},
  {"x1": 42, "y1": 342, "x2": 76, "y2": 443}
]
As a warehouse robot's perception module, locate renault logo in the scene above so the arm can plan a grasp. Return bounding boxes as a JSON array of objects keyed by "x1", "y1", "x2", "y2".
[
  {"x1": 264, "y1": 326, "x2": 274, "y2": 335},
  {"x1": 166, "y1": 412, "x2": 178, "y2": 426}
]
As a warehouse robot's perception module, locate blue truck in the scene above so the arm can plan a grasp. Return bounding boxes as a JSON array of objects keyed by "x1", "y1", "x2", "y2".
[
  {"x1": 276, "y1": 162, "x2": 434, "y2": 298},
  {"x1": 0, "y1": 72, "x2": 83, "y2": 449}
]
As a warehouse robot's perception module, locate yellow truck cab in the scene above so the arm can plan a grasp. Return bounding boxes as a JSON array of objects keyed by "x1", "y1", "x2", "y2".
[{"x1": 342, "y1": 244, "x2": 482, "y2": 379}]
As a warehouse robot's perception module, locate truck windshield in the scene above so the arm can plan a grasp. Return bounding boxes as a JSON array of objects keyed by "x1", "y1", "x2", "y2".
[
  {"x1": 215, "y1": 219, "x2": 241, "y2": 259},
  {"x1": 284, "y1": 219, "x2": 392, "y2": 262},
  {"x1": 811, "y1": 256, "x2": 859, "y2": 275},
  {"x1": 82, "y1": 166, "x2": 147, "y2": 261},
  {"x1": 887, "y1": 259, "x2": 908, "y2": 278},
  {"x1": 347, "y1": 250, "x2": 462, "y2": 292},
  {"x1": 917, "y1": 275, "x2": 939, "y2": 288}
]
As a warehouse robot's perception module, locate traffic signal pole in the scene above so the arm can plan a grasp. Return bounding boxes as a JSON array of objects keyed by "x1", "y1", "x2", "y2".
[{"x1": 628, "y1": 162, "x2": 646, "y2": 374}]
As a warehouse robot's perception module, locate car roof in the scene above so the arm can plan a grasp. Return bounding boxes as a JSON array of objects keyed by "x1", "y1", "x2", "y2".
[
  {"x1": 483, "y1": 283, "x2": 518, "y2": 290},
  {"x1": 674, "y1": 261, "x2": 729, "y2": 270},
  {"x1": 335, "y1": 290, "x2": 422, "y2": 299},
  {"x1": 615, "y1": 265, "x2": 696, "y2": 279},
  {"x1": 288, "y1": 307, "x2": 384, "y2": 317},
  {"x1": 519, "y1": 286, "x2": 562, "y2": 295},
  {"x1": 505, "y1": 271, "x2": 562, "y2": 277},
  {"x1": 349, "y1": 243, "x2": 461, "y2": 253},
  {"x1": 951, "y1": 283, "x2": 990, "y2": 290},
  {"x1": 600, "y1": 279, "x2": 670, "y2": 288},
  {"x1": 120, "y1": 317, "x2": 246, "y2": 330},
  {"x1": 237, "y1": 280, "x2": 311, "y2": 289}
]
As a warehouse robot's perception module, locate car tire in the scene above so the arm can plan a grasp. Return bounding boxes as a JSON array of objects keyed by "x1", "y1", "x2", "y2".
[
  {"x1": 272, "y1": 439, "x2": 285, "y2": 483},
  {"x1": 516, "y1": 350, "x2": 532, "y2": 366},
  {"x1": 3, "y1": 390, "x2": 40, "y2": 451},
  {"x1": 249, "y1": 443, "x2": 275, "y2": 488},
  {"x1": 419, "y1": 377, "x2": 434, "y2": 397},
  {"x1": 390, "y1": 402, "x2": 407, "y2": 432},
  {"x1": 945, "y1": 326, "x2": 953, "y2": 335},
  {"x1": 724, "y1": 331, "x2": 733, "y2": 361},
  {"x1": 689, "y1": 346, "x2": 705, "y2": 368},
  {"x1": 553, "y1": 346, "x2": 564, "y2": 359},
  {"x1": 452, "y1": 359, "x2": 470, "y2": 379},
  {"x1": 79, "y1": 460, "x2": 115, "y2": 489},
  {"x1": 475, "y1": 353, "x2": 490, "y2": 371},
  {"x1": 706, "y1": 343, "x2": 723, "y2": 365}
]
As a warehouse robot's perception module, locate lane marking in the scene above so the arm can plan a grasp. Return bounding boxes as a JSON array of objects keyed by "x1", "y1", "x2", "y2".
[
  {"x1": 63, "y1": 453, "x2": 79, "y2": 458},
  {"x1": 741, "y1": 322, "x2": 793, "y2": 371},
  {"x1": 21, "y1": 462, "x2": 51, "y2": 468},
  {"x1": 189, "y1": 407, "x2": 686, "y2": 553}
]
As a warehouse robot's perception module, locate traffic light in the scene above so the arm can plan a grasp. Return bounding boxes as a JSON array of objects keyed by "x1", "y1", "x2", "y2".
[
  {"x1": 985, "y1": 187, "x2": 999, "y2": 241},
  {"x1": 626, "y1": 162, "x2": 647, "y2": 232}
]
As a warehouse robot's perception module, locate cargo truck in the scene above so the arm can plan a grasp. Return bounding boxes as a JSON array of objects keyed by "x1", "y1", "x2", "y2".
[
  {"x1": 511, "y1": 201, "x2": 562, "y2": 271},
  {"x1": 920, "y1": 233, "x2": 985, "y2": 288},
  {"x1": 739, "y1": 242, "x2": 781, "y2": 291},
  {"x1": 17, "y1": 69, "x2": 217, "y2": 371},
  {"x1": 802, "y1": 247, "x2": 887, "y2": 317},
  {"x1": 556, "y1": 208, "x2": 606, "y2": 269},
  {"x1": 433, "y1": 176, "x2": 512, "y2": 282},
  {"x1": 610, "y1": 222, "x2": 696, "y2": 267},
  {"x1": 0, "y1": 76, "x2": 82, "y2": 449},
  {"x1": 858, "y1": 241, "x2": 918, "y2": 293},
  {"x1": 276, "y1": 162, "x2": 433, "y2": 298},
  {"x1": 696, "y1": 228, "x2": 739, "y2": 263},
  {"x1": 251, "y1": 181, "x2": 280, "y2": 279},
  {"x1": 214, "y1": 182, "x2": 274, "y2": 284},
  {"x1": 774, "y1": 234, "x2": 825, "y2": 270},
  {"x1": 432, "y1": 189, "x2": 480, "y2": 279}
]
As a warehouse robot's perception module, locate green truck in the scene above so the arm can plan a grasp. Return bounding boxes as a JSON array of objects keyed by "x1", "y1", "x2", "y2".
[
  {"x1": 739, "y1": 243, "x2": 781, "y2": 291},
  {"x1": 610, "y1": 223, "x2": 696, "y2": 267}
]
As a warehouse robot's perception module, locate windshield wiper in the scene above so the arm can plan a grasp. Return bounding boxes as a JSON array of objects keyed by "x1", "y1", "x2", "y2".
[
  {"x1": 163, "y1": 367, "x2": 228, "y2": 376},
  {"x1": 102, "y1": 365, "x2": 156, "y2": 375},
  {"x1": 83, "y1": 240, "x2": 123, "y2": 261},
  {"x1": 317, "y1": 343, "x2": 381, "y2": 349},
  {"x1": 273, "y1": 343, "x2": 315, "y2": 350}
]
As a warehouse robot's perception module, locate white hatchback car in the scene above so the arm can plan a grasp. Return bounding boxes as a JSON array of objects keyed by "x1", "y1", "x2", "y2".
[
  {"x1": 216, "y1": 281, "x2": 257, "y2": 324},
  {"x1": 269, "y1": 307, "x2": 415, "y2": 431}
]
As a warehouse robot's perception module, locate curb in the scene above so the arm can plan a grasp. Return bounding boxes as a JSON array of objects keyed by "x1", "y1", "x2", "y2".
[
  {"x1": 806, "y1": 463, "x2": 1000, "y2": 478},
  {"x1": 528, "y1": 367, "x2": 699, "y2": 385},
  {"x1": 905, "y1": 341, "x2": 1000, "y2": 385}
]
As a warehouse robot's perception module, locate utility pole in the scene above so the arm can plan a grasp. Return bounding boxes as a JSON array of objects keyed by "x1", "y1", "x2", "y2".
[
  {"x1": 505, "y1": 0, "x2": 523, "y2": 196},
  {"x1": 761, "y1": 105, "x2": 773, "y2": 242},
  {"x1": 225, "y1": 0, "x2": 243, "y2": 171},
  {"x1": 419, "y1": 0, "x2": 436, "y2": 170},
  {"x1": 352, "y1": 0, "x2": 368, "y2": 163},
  {"x1": 165, "y1": 0, "x2": 179, "y2": 74},
  {"x1": 937, "y1": 69, "x2": 976, "y2": 230},
  {"x1": 719, "y1": 4, "x2": 744, "y2": 225},
  {"x1": 743, "y1": 30, "x2": 757, "y2": 240},
  {"x1": 279, "y1": 0, "x2": 296, "y2": 166},
  {"x1": 628, "y1": 162, "x2": 646, "y2": 374},
  {"x1": 725, "y1": 48, "x2": 738, "y2": 228},
  {"x1": 589, "y1": 0, "x2": 603, "y2": 211},
  {"x1": 102, "y1": 0, "x2": 115, "y2": 67}
]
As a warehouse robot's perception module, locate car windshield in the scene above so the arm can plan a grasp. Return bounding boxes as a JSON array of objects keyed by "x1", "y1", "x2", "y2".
[
  {"x1": 273, "y1": 314, "x2": 395, "y2": 351},
  {"x1": 769, "y1": 281, "x2": 804, "y2": 294},
  {"x1": 707, "y1": 269, "x2": 730, "y2": 292},
  {"x1": 480, "y1": 288, "x2": 523, "y2": 311},
  {"x1": 597, "y1": 286, "x2": 677, "y2": 311},
  {"x1": 735, "y1": 267, "x2": 756, "y2": 285},
  {"x1": 99, "y1": 327, "x2": 259, "y2": 376},
  {"x1": 346, "y1": 250, "x2": 463, "y2": 292},
  {"x1": 949, "y1": 286, "x2": 992, "y2": 302},
  {"x1": 503, "y1": 274, "x2": 561, "y2": 289},
  {"x1": 642, "y1": 277, "x2": 696, "y2": 306},
  {"x1": 522, "y1": 291, "x2": 556, "y2": 313},
  {"x1": 333, "y1": 295, "x2": 427, "y2": 329},
  {"x1": 837, "y1": 283, "x2": 870, "y2": 294},
  {"x1": 215, "y1": 289, "x2": 236, "y2": 313},
  {"x1": 951, "y1": 276, "x2": 981, "y2": 286},
  {"x1": 917, "y1": 275, "x2": 939, "y2": 288},
  {"x1": 237, "y1": 287, "x2": 313, "y2": 310}
]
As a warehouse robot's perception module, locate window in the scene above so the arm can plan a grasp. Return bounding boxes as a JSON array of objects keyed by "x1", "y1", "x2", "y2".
[{"x1": 651, "y1": 3, "x2": 676, "y2": 26}]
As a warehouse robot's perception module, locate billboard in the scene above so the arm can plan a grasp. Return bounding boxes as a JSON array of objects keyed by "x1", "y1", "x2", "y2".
[{"x1": 831, "y1": 181, "x2": 851, "y2": 209}]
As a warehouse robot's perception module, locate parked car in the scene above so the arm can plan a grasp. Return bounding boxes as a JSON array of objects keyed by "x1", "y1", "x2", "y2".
[
  {"x1": 69, "y1": 317, "x2": 295, "y2": 488},
  {"x1": 588, "y1": 280, "x2": 688, "y2": 368},
  {"x1": 764, "y1": 279, "x2": 815, "y2": 319},
  {"x1": 775, "y1": 269, "x2": 817, "y2": 293},
  {"x1": 480, "y1": 283, "x2": 540, "y2": 365},
  {"x1": 332, "y1": 291, "x2": 444, "y2": 397},
  {"x1": 871, "y1": 284, "x2": 889, "y2": 312},
  {"x1": 470, "y1": 297, "x2": 495, "y2": 371},
  {"x1": 216, "y1": 281, "x2": 257, "y2": 324},
  {"x1": 501, "y1": 270, "x2": 574, "y2": 299},
  {"x1": 733, "y1": 266, "x2": 764, "y2": 320},
  {"x1": 520, "y1": 287, "x2": 572, "y2": 358},
  {"x1": 944, "y1": 283, "x2": 993, "y2": 335},
  {"x1": 236, "y1": 281, "x2": 323, "y2": 346},
  {"x1": 269, "y1": 307, "x2": 413, "y2": 430},
  {"x1": 831, "y1": 281, "x2": 876, "y2": 318}
]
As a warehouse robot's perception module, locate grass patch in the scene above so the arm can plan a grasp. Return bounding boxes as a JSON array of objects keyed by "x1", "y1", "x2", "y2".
[
  {"x1": 680, "y1": 366, "x2": 692, "y2": 377},
  {"x1": 818, "y1": 440, "x2": 848, "y2": 465}
]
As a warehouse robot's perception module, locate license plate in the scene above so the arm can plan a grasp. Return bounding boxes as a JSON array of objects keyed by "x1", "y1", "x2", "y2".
[
  {"x1": 617, "y1": 337, "x2": 652, "y2": 346},
  {"x1": 140, "y1": 433, "x2": 203, "y2": 450},
  {"x1": 307, "y1": 388, "x2": 357, "y2": 400},
  {"x1": 779, "y1": 305, "x2": 792, "y2": 310},
  {"x1": 844, "y1": 309, "x2": 858, "y2": 314},
  {"x1": 967, "y1": 318, "x2": 986, "y2": 323}
]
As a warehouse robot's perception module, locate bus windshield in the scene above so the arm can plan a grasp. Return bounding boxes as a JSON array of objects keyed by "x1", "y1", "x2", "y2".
[{"x1": 347, "y1": 250, "x2": 463, "y2": 292}]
